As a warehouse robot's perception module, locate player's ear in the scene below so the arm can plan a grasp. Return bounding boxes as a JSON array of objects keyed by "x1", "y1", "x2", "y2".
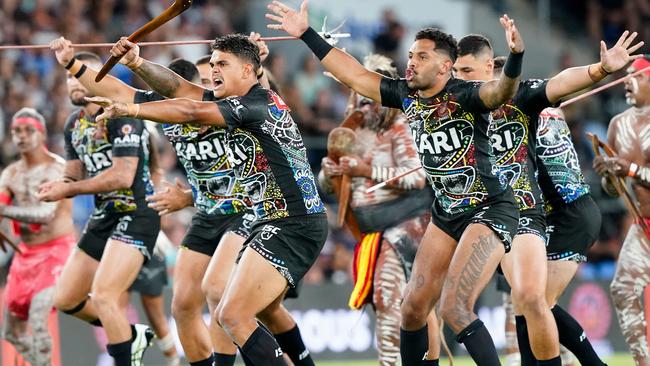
[{"x1": 242, "y1": 63, "x2": 254, "y2": 79}]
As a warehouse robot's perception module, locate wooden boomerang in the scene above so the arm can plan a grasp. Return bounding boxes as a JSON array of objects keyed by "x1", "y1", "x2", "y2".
[
  {"x1": 0, "y1": 230, "x2": 20, "y2": 254},
  {"x1": 95, "y1": 0, "x2": 193, "y2": 82},
  {"x1": 588, "y1": 132, "x2": 650, "y2": 235}
]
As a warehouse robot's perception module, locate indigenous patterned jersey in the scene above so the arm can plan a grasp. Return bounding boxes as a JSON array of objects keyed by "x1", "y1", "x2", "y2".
[
  {"x1": 488, "y1": 79, "x2": 549, "y2": 210},
  {"x1": 134, "y1": 91, "x2": 248, "y2": 216},
  {"x1": 380, "y1": 77, "x2": 507, "y2": 214},
  {"x1": 536, "y1": 108, "x2": 590, "y2": 211},
  {"x1": 63, "y1": 109, "x2": 154, "y2": 214},
  {"x1": 216, "y1": 84, "x2": 325, "y2": 221}
]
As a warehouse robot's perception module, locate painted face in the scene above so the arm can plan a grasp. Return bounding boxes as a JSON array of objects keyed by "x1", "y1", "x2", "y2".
[
  {"x1": 11, "y1": 120, "x2": 44, "y2": 153},
  {"x1": 406, "y1": 39, "x2": 452, "y2": 91},
  {"x1": 624, "y1": 63, "x2": 650, "y2": 107},
  {"x1": 210, "y1": 50, "x2": 252, "y2": 99},
  {"x1": 357, "y1": 95, "x2": 389, "y2": 131},
  {"x1": 453, "y1": 54, "x2": 493, "y2": 81},
  {"x1": 196, "y1": 62, "x2": 212, "y2": 88}
]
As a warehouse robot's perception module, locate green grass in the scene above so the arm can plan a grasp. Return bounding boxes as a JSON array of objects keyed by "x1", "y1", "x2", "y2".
[{"x1": 314, "y1": 353, "x2": 634, "y2": 365}]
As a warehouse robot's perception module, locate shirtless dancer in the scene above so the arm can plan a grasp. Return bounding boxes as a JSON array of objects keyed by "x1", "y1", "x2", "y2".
[
  {"x1": 593, "y1": 55, "x2": 650, "y2": 366},
  {"x1": 319, "y1": 54, "x2": 433, "y2": 366},
  {"x1": 0, "y1": 108, "x2": 75, "y2": 366}
]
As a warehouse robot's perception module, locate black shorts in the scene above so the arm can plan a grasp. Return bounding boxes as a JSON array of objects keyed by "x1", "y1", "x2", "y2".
[
  {"x1": 430, "y1": 189, "x2": 519, "y2": 252},
  {"x1": 129, "y1": 253, "x2": 168, "y2": 296},
  {"x1": 181, "y1": 211, "x2": 251, "y2": 256},
  {"x1": 516, "y1": 206, "x2": 547, "y2": 243},
  {"x1": 546, "y1": 194, "x2": 601, "y2": 262},
  {"x1": 243, "y1": 213, "x2": 328, "y2": 288},
  {"x1": 78, "y1": 209, "x2": 160, "y2": 261}
]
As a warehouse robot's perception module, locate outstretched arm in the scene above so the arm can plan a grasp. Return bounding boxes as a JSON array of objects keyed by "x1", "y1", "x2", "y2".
[
  {"x1": 0, "y1": 167, "x2": 58, "y2": 223},
  {"x1": 50, "y1": 37, "x2": 137, "y2": 103},
  {"x1": 546, "y1": 31, "x2": 643, "y2": 104},
  {"x1": 266, "y1": 0, "x2": 384, "y2": 102},
  {"x1": 109, "y1": 37, "x2": 206, "y2": 100},
  {"x1": 87, "y1": 97, "x2": 226, "y2": 127},
  {"x1": 478, "y1": 15, "x2": 524, "y2": 109}
]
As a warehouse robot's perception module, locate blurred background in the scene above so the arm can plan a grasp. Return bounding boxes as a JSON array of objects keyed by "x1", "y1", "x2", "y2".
[{"x1": 0, "y1": 0, "x2": 648, "y2": 364}]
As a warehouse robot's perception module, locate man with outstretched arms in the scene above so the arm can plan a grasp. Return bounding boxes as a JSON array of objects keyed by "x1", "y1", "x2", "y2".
[
  {"x1": 0, "y1": 108, "x2": 75, "y2": 366},
  {"x1": 82, "y1": 33, "x2": 327, "y2": 366},
  {"x1": 319, "y1": 53, "x2": 433, "y2": 366},
  {"x1": 453, "y1": 31, "x2": 640, "y2": 365},
  {"x1": 52, "y1": 35, "x2": 315, "y2": 366},
  {"x1": 266, "y1": 1, "x2": 526, "y2": 365},
  {"x1": 593, "y1": 55, "x2": 650, "y2": 366},
  {"x1": 37, "y1": 51, "x2": 158, "y2": 366}
]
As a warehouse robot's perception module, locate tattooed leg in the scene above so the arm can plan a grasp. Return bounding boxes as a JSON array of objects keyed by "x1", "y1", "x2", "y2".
[
  {"x1": 502, "y1": 233, "x2": 559, "y2": 360},
  {"x1": 373, "y1": 242, "x2": 406, "y2": 366},
  {"x1": 28, "y1": 286, "x2": 56, "y2": 366},
  {"x1": 440, "y1": 224, "x2": 505, "y2": 332},
  {"x1": 400, "y1": 223, "x2": 455, "y2": 365},
  {"x1": 610, "y1": 224, "x2": 650, "y2": 366},
  {"x1": 2, "y1": 311, "x2": 37, "y2": 364}
]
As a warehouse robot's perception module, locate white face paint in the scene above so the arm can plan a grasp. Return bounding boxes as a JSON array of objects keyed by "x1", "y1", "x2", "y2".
[{"x1": 626, "y1": 77, "x2": 639, "y2": 106}]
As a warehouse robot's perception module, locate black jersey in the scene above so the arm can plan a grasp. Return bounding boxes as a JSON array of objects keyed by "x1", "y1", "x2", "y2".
[
  {"x1": 488, "y1": 79, "x2": 550, "y2": 210},
  {"x1": 380, "y1": 77, "x2": 507, "y2": 214},
  {"x1": 63, "y1": 109, "x2": 154, "y2": 214},
  {"x1": 134, "y1": 91, "x2": 248, "y2": 216},
  {"x1": 215, "y1": 84, "x2": 325, "y2": 221}
]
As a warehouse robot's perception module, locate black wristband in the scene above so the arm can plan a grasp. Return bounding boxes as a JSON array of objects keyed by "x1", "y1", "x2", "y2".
[
  {"x1": 300, "y1": 27, "x2": 333, "y2": 60},
  {"x1": 503, "y1": 51, "x2": 524, "y2": 78},
  {"x1": 74, "y1": 64, "x2": 87, "y2": 78},
  {"x1": 64, "y1": 58, "x2": 77, "y2": 70}
]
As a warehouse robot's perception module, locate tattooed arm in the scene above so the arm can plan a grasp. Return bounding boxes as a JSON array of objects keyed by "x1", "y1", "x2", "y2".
[
  {"x1": 132, "y1": 60, "x2": 205, "y2": 100},
  {"x1": 0, "y1": 165, "x2": 58, "y2": 224}
]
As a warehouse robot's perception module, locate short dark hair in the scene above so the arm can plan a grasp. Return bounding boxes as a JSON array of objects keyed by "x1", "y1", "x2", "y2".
[
  {"x1": 168, "y1": 58, "x2": 199, "y2": 82},
  {"x1": 196, "y1": 55, "x2": 211, "y2": 66},
  {"x1": 74, "y1": 51, "x2": 102, "y2": 64},
  {"x1": 493, "y1": 56, "x2": 507, "y2": 72},
  {"x1": 414, "y1": 28, "x2": 458, "y2": 62},
  {"x1": 211, "y1": 34, "x2": 260, "y2": 72},
  {"x1": 458, "y1": 34, "x2": 493, "y2": 58}
]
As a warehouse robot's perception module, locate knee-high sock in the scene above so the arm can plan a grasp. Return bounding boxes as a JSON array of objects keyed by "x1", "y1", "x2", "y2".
[
  {"x1": 274, "y1": 325, "x2": 314, "y2": 366},
  {"x1": 552, "y1": 305, "x2": 606, "y2": 366},
  {"x1": 456, "y1": 319, "x2": 501, "y2": 366},
  {"x1": 240, "y1": 326, "x2": 287, "y2": 366},
  {"x1": 400, "y1": 325, "x2": 428, "y2": 366}
]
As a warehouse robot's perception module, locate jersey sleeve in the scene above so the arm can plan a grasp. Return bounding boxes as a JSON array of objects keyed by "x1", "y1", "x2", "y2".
[
  {"x1": 454, "y1": 79, "x2": 490, "y2": 113},
  {"x1": 133, "y1": 90, "x2": 165, "y2": 104},
  {"x1": 108, "y1": 117, "x2": 146, "y2": 157},
  {"x1": 202, "y1": 89, "x2": 217, "y2": 101},
  {"x1": 518, "y1": 79, "x2": 552, "y2": 115},
  {"x1": 380, "y1": 78, "x2": 410, "y2": 110},
  {"x1": 63, "y1": 112, "x2": 80, "y2": 161},
  {"x1": 214, "y1": 87, "x2": 267, "y2": 130}
]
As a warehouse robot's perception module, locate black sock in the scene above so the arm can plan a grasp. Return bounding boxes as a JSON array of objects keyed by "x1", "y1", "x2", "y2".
[
  {"x1": 238, "y1": 346, "x2": 255, "y2": 366},
  {"x1": 455, "y1": 319, "x2": 500, "y2": 366},
  {"x1": 552, "y1": 305, "x2": 606, "y2": 366},
  {"x1": 191, "y1": 355, "x2": 216, "y2": 366},
  {"x1": 274, "y1": 325, "x2": 314, "y2": 366},
  {"x1": 107, "y1": 339, "x2": 132, "y2": 366},
  {"x1": 515, "y1": 315, "x2": 537, "y2": 366},
  {"x1": 538, "y1": 356, "x2": 561, "y2": 365},
  {"x1": 422, "y1": 359, "x2": 439, "y2": 365},
  {"x1": 400, "y1": 325, "x2": 428, "y2": 366},
  {"x1": 240, "y1": 326, "x2": 288, "y2": 365}
]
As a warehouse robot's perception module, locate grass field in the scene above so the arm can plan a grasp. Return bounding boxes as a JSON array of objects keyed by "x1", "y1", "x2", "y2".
[{"x1": 313, "y1": 353, "x2": 634, "y2": 365}]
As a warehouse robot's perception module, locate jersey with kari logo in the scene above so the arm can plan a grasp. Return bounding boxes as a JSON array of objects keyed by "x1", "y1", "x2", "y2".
[
  {"x1": 488, "y1": 79, "x2": 550, "y2": 211},
  {"x1": 380, "y1": 77, "x2": 507, "y2": 214},
  {"x1": 215, "y1": 84, "x2": 325, "y2": 221},
  {"x1": 63, "y1": 109, "x2": 154, "y2": 214},
  {"x1": 134, "y1": 90, "x2": 248, "y2": 216},
  {"x1": 536, "y1": 108, "x2": 590, "y2": 212}
]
